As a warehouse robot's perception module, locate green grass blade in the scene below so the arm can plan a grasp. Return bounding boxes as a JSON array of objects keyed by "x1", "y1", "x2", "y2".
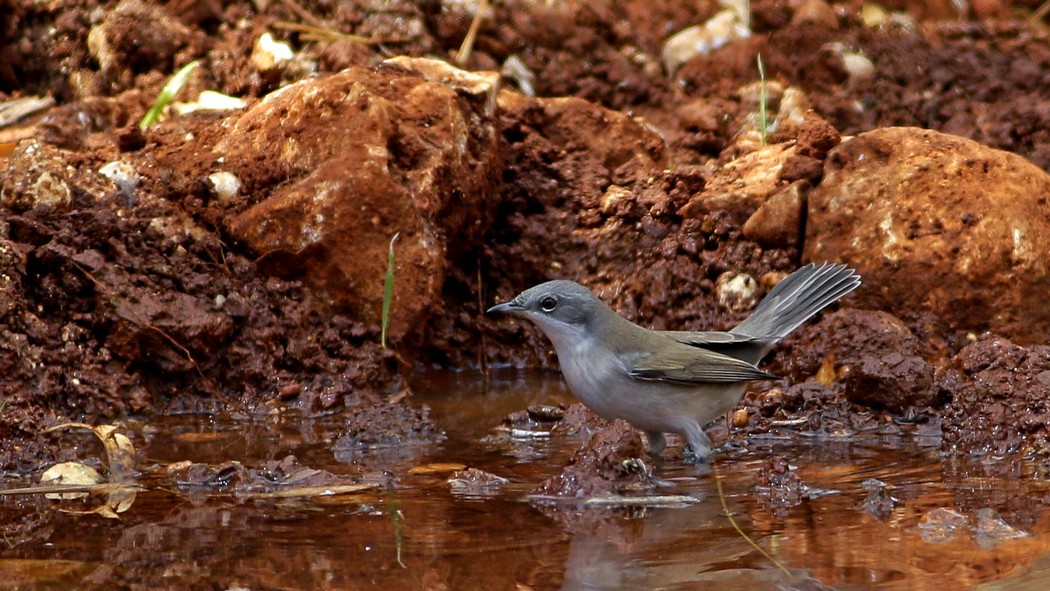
[
  {"x1": 381, "y1": 232, "x2": 400, "y2": 349},
  {"x1": 757, "y1": 54, "x2": 768, "y2": 146},
  {"x1": 139, "y1": 60, "x2": 200, "y2": 130}
]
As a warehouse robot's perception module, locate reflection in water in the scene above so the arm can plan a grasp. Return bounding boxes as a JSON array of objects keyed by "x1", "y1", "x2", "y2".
[{"x1": 2, "y1": 370, "x2": 1050, "y2": 589}]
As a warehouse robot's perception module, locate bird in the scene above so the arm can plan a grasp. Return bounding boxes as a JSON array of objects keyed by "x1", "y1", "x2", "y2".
[{"x1": 487, "y1": 262, "x2": 861, "y2": 462}]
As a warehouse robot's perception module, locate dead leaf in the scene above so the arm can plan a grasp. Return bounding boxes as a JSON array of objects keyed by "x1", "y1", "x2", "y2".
[{"x1": 409, "y1": 463, "x2": 467, "y2": 475}]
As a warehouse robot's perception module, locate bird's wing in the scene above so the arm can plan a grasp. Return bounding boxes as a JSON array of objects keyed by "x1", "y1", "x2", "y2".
[
  {"x1": 660, "y1": 330, "x2": 759, "y2": 347},
  {"x1": 659, "y1": 329, "x2": 774, "y2": 365},
  {"x1": 624, "y1": 339, "x2": 776, "y2": 385}
]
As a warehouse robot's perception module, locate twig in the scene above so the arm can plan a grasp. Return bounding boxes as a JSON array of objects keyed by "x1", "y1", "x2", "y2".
[
  {"x1": 1029, "y1": 0, "x2": 1050, "y2": 23},
  {"x1": 272, "y1": 21, "x2": 406, "y2": 44},
  {"x1": 713, "y1": 462, "x2": 792, "y2": 577},
  {"x1": 276, "y1": 0, "x2": 324, "y2": 27}
]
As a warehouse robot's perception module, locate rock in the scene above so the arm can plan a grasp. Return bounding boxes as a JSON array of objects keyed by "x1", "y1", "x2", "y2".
[
  {"x1": 780, "y1": 309, "x2": 937, "y2": 414},
  {"x1": 661, "y1": 11, "x2": 751, "y2": 74},
  {"x1": 919, "y1": 507, "x2": 968, "y2": 543},
  {"x1": 715, "y1": 270, "x2": 758, "y2": 312},
  {"x1": 734, "y1": 83, "x2": 813, "y2": 152},
  {"x1": 938, "y1": 335, "x2": 1050, "y2": 454},
  {"x1": 743, "y1": 180, "x2": 805, "y2": 247},
  {"x1": 681, "y1": 142, "x2": 798, "y2": 219},
  {"x1": 805, "y1": 127, "x2": 1050, "y2": 346},
  {"x1": 791, "y1": 0, "x2": 839, "y2": 28},
  {"x1": 217, "y1": 60, "x2": 502, "y2": 342},
  {"x1": 1, "y1": 140, "x2": 74, "y2": 211},
  {"x1": 974, "y1": 508, "x2": 1029, "y2": 550}
]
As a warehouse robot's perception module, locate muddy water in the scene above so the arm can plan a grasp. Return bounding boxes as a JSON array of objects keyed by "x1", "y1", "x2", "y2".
[{"x1": 4, "y1": 373, "x2": 1050, "y2": 590}]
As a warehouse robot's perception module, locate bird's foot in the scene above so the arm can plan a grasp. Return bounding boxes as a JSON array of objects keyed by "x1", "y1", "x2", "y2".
[
  {"x1": 683, "y1": 445, "x2": 714, "y2": 464},
  {"x1": 644, "y1": 431, "x2": 667, "y2": 456}
]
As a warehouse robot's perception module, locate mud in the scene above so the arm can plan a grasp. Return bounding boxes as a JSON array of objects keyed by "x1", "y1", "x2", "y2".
[
  {"x1": 939, "y1": 336, "x2": 1050, "y2": 455},
  {"x1": 532, "y1": 419, "x2": 660, "y2": 499},
  {"x1": 776, "y1": 309, "x2": 939, "y2": 414},
  {"x1": 4, "y1": 0, "x2": 1050, "y2": 472}
]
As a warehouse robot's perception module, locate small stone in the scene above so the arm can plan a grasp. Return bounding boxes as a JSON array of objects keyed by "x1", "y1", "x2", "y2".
[
  {"x1": 208, "y1": 171, "x2": 242, "y2": 203},
  {"x1": 974, "y1": 508, "x2": 1028, "y2": 549},
  {"x1": 99, "y1": 160, "x2": 140, "y2": 192},
  {"x1": 715, "y1": 271, "x2": 758, "y2": 312},
  {"x1": 919, "y1": 507, "x2": 968, "y2": 543},
  {"x1": 251, "y1": 32, "x2": 294, "y2": 71},
  {"x1": 732, "y1": 408, "x2": 750, "y2": 427},
  {"x1": 743, "y1": 180, "x2": 805, "y2": 247},
  {"x1": 792, "y1": 0, "x2": 838, "y2": 28},
  {"x1": 661, "y1": 11, "x2": 751, "y2": 74}
]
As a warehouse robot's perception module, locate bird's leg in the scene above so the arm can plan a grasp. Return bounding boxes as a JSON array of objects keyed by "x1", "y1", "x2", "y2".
[
  {"x1": 682, "y1": 423, "x2": 714, "y2": 463},
  {"x1": 644, "y1": 431, "x2": 666, "y2": 456}
]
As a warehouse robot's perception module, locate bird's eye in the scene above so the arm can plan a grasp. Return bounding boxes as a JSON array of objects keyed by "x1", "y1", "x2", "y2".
[{"x1": 539, "y1": 296, "x2": 558, "y2": 312}]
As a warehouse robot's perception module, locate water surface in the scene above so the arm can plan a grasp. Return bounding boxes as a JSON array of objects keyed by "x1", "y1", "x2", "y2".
[{"x1": 3, "y1": 371, "x2": 1050, "y2": 590}]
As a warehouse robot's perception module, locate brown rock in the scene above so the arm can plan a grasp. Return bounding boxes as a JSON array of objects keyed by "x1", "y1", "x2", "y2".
[
  {"x1": 779, "y1": 154, "x2": 824, "y2": 185},
  {"x1": 743, "y1": 180, "x2": 805, "y2": 248},
  {"x1": 805, "y1": 127, "x2": 1050, "y2": 345},
  {"x1": 682, "y1": 142, "x2": 797, "y2": 218},
  {"x1": 217, "y1": 61, "x2": 502, "y2": 342}
]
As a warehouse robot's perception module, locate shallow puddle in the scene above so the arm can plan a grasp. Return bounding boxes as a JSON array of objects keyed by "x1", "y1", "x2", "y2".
[{"x1": 4, "y1": 371, "x2": 1050, "y2": 589}]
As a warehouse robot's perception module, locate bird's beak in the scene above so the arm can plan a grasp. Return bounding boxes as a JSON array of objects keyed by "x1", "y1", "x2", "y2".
[{"x1": 487, "y1": 301, "x2": 523, "y2": 315}]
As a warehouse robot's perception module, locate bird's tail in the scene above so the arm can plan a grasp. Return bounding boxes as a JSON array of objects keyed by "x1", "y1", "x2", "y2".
[{"x1": 730, "y1": 262, "x2": 860, "y2": 341}]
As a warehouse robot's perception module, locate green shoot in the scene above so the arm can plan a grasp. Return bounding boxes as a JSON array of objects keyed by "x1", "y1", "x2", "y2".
[
  {"x1": 139, "y1": 60, "x2": 200, "y2": 130},
  {"x1": 757, "y1": 54, "x2": 768, "y2": 146},
  {"x1": 381, "y1": 232, "x2": 400, "y2": 349},
  {"x1": 0, "y1": 399, "x2": 7, "y2": 415},
  {"x1": 387, "y1": 492, "x2": 407, "y2": 568},
  {"x1": 714, "y1": 463, "x2": 790, "y2": 576}
]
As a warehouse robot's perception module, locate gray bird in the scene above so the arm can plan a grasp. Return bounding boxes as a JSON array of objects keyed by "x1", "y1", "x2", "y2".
[{"x1": 488, "y1": 263, "x2": 860, "y2": 462}]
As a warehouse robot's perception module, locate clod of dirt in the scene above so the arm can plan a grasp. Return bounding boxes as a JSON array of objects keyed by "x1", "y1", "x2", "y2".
[
  {"x1": 170, "y1": 455, "x2": 369, "y2": 497},
  {"x1": 859, "y1": 478, "x2": 901, "y2": 520},
  {"x1": 533, "y1": 420, "x2": 659, "y2": 499},
  {"x1": 754, "y1": 455, "x2": 808, "y2": 510},
  {"x1": 333, "y1": 402, "x2": 445, "y2": 457},
  {"x1": 938, "y1": 335, "x2": 1050, "y2": 455},
  {"x1": 775, "y1": 309, "x2": 938, "y2": 415},
  {"x1": 501, "y1": 404, "x2": 568, "y2": 436},
  {"x1": 805, "y1": 127, "x2": 1050, "y2": 347},
  {"x1": 550, "y1": 403, "x2": 608, "y2": 438},
  {"x1": 447, "y1": 468, "x2": 510, "y2": 494},
  {"x1": 87, "y1": 0, "x2": 202, "y2": 83}
]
